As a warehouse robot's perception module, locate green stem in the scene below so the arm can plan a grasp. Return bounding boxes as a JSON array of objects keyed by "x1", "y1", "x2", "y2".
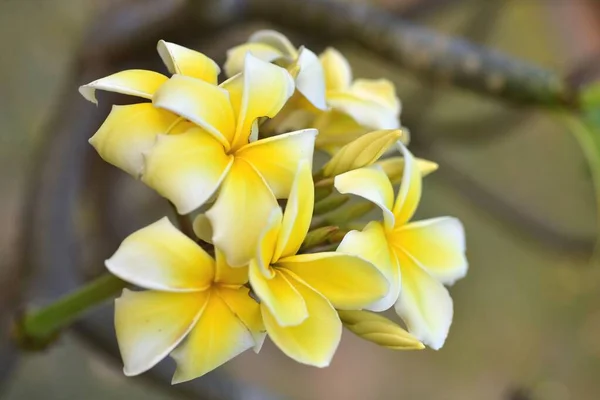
[
  {"x1": 15, "y1": 274, "x2": 126, "y2": 349},
  {"x1": 556, "y1": 111, "x2": 600, "y2": 260}
]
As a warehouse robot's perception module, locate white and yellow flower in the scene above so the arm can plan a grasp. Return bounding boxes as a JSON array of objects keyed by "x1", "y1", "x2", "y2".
[
  {"x1": 80, "y1": 41, "x2": 318, "y2": 266},
  {"x1": 248, "y1": 162, "x2": 389, "y2": 366},
  {"x1": 106, "y1": 217, "x2": 264, "y2": 384},
  {"x1": 334, "y1": 143, "x2": 467, "y2": 349},
  {"x1": 223, "y1": 31, "x2": 401, "y2": 152},
  {"x1": 315, "y1": 47, "x2": 401, "y2": 152},
  {"x1": 224, "y1": 30, "x2": 328, "y2": 110}
]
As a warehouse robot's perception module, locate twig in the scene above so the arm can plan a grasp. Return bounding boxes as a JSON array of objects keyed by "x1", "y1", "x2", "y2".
[{"x1": 231, "y1": 0, "x2": 578, "y2": 108}]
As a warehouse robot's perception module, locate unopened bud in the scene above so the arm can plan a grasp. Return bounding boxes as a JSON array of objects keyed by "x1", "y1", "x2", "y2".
[
  {"x1": 339, "y1": 310, "x2": 424, "y2": 350},
  {"x1": 300, "y1": 226, "x2": 340, "y2": 250},
  {"x1": 323, "y1": 129, "x2": 405, "y2": 177},
  {"x1": 313, "y1": 194, "x2": 350, "y2": 215},
  {"x1": 325, "y1": 202, "x2": 375, "y2": 226},
  {"x1": 314, "y1": 185, "x2": 333, "y2": 202}
]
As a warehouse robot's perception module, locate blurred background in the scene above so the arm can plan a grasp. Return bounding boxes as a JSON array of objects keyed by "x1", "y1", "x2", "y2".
[{"x1": 1, "y1": 0, "x2": 600, "y2": 399}]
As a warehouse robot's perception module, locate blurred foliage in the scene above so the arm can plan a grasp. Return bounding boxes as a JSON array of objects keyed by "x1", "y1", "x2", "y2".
[{"x1": 557, "y1": 82, "x2": 600, "y2": 257}]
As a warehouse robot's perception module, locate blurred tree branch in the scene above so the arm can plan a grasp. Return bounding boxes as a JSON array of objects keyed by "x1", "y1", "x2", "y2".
[
  {"x1": 231, "y1": 0, "x2": 579, "y2": 108},
  {"x1": 84, "y1": 0, "x2": 581, "y2": 109}
]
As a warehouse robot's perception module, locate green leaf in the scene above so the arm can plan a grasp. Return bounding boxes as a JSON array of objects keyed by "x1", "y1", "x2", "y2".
[{"x1": 555, "y1": 83, "x2": 600, "y2": 258}]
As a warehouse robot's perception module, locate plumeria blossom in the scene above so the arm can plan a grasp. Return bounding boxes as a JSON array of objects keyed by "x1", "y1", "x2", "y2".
[
  {"x1": 225, "y1": 30, "x2": 328, "y2": 111},
  {"x1": 334, "y1": 143, "x2": 467, "y2": 350},
  {"x1": 105, "y1": 217, "x2": 264, "y2": 384},
  {"x1": 79, "y1": 40, "x2": 318, "y2": 266},
  {"x1": 76, "y1": 33, "x2": 469, "y2": 384},
  {"x1": 249, "y1": 162, "x2": 389, "y2": 366},
  {"x1": 223, "y1": 31, "x2": 401, "y2": 153}
]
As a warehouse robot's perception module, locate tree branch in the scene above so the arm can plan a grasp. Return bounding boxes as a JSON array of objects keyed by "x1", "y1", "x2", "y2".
[{"x1": 207, "y1": 0, "x2": 579, "y2": 108}]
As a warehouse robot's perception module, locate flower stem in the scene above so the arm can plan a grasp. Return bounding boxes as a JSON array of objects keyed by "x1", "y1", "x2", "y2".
[{"x1": 14, "y1": 274, "x2": 126, "y2": 350}]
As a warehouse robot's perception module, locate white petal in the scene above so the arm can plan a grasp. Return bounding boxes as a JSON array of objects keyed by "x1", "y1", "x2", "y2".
[
  {"x1": 79, "y1": 70, "x2": 168, "y2": 104},
  {"x1": 337, "y1": 221, "x2": 400, "y2": 311},
  {"x1": 157, "y1": 40, "x2": 220, "y2": 83},
  {"x1": 394, "y1": 250, "x2": 453, "y2": 350},
  {"x1": 392, "y1": 217, "x2": 467, "y2": 285},
  {"x1": 206, "y1": 159, "x2": 279, "y2": 267},
  {"x1": 153, "y1": 74, "x2": 235, "y2": 148},
  {"x1": 392, "y1": 142, "x2": 422, "y2": 226},
  {"x1": 142, "y1": 127, "x2": 233, "y2": 215},
  {"x1": 115, "y1": 289, "x2": 208, "y2": 376},
  {"x1": 106, "y1": 217, "x2": 215, "y2": 291},
  {"x1": 295, "y1": 47, "x2": 327, "y2": 110},
  {"x1": 171, "y1": 291, "x2": 254, "y2": 383},
  {"x1": 248, "y1": 30, "x2": 298, "y2": 58},
  {"x1": 319, "y1": 47, "x2": 352, "y2": 92},
  {"x1": 236, "y1": 129, "x2": 317, "y2": 198},
  {"x1": 88, "y1": 103, "x2": 179, "y2": 177},
  {"x1": 334, "y1": 166, "x2": 395, "y2": 229}
]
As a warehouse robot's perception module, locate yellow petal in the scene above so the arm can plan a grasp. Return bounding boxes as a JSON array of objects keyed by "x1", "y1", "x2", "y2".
[
  {"x1": 157, "y1": 40, "x2": 220, "y2": 83},
  {"x1": 262, "y1": 275, "x2": 341, "y2": 367},
  {"x1": 249, "y1": 261, "x2": 307, "y2": 327},
  {"x1": 89, "y1": 103, "x2": 179, "y2": 177},
  {"x1": 79, "y1": 69, "x2": 168, "y2": 104},
  {"x1": 228, "y1": 54, "x2": 295, "y2": 151},
  {"x1": 349, "y1": 79, "x2": 401, "y2": 114},
  {"x1": 336, "y1": 221, "x2": 400, "y2": 311},
  {"x1": 215, "y1": 249, "x2": 248, "y2": 286},
  {"x1": 313, "y1": 111, "x2": 368, "y2": 153},
  {"x1": 338, "y1": 310, "x2": 424, "y2": 350},
  {"x1": 256, "y1": 209, "x2": 283, "y2": 276},
  {"x1": 115, "y1": 289, "x2": 209, "y2": 376},
  {"x1": 295, "y1": 47, "x2": 327, "y2": 110},
  {"x1": 327, "y1": 91, "x2": 399, "y2": 130},
  {"x1": 106, "y1": 217, "x2": 215, "y2": 291},
  {"x1": 392, "y1": 143, "x2": 422, "y2": 226},
  {"x1": 391, "y1": 217, "x2": 467, "y2": 285},
  {"x1": 217, "y1": 286, "x2": 266, "y2": 352},
  {"x1": 224, "y1": 42, "x2": 283, "y2": 77},
  {"x1": 236, "y1": 129, "x2": 317, "y2": 198},
  {"x1": 192, "y1": 213, "x2": 213, "y2": 244},
  {"x1": 142, "y1": 127, "x2": 233, "y2": 214},
  {"x1": 376, "y1": 156, "x2": 439, "y2": 185},
  {"x1": 153, "y1": 74, "x2": 235, "y2": 148},
  {"x1": 276, "y1": 252, "x2": 388, "y2": 310},
  {"x1": 206, "y1": 158, "x2": 279, "y2": 267},
  {"x1": 334, "y1": 166, "x2": 395, "y2": 229},
  {"x1": 323, "y1": 129, "x2": 403, "y2": 177},
  {"x1": 171, "y1": 290, "x2": 254, "y2": 383},
  {"x1": 394, "y1": 249, "x2": 453, "y2": 350},
  {"x1": 273, "y1": 161, "x2": 314, "y2": 261},
  {"x1": 320, "y1": 47, "x2": 352, "y2": 92},
  {"x1": 249, "y1": 30, "x2": 298, "y2": 58}
]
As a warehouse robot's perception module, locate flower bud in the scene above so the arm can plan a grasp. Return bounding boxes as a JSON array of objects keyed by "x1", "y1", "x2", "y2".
[
  {"x1": 339, "y1": 310, "x2": 424, "y2": 350},
  {"x1": 300, "y1": 226, "x2": 340, "y2": 250},
  {"x1": 325, "y1": 202, "x2": 375, "y2": 226},
  {"x1": 313, "y1": 194, "x2": 350, "y2": 215},
  {"x1": 314, "y1": 184, "x2": 333, "y2": 202},
  {"x1": 323, "y1": 129, "x2": 405, "y2": 177}
]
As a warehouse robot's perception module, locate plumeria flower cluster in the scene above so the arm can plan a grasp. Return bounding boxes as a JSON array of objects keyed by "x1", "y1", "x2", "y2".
[{"x1": 80, "y1": 30, "x2": 467, "y2": 383}]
